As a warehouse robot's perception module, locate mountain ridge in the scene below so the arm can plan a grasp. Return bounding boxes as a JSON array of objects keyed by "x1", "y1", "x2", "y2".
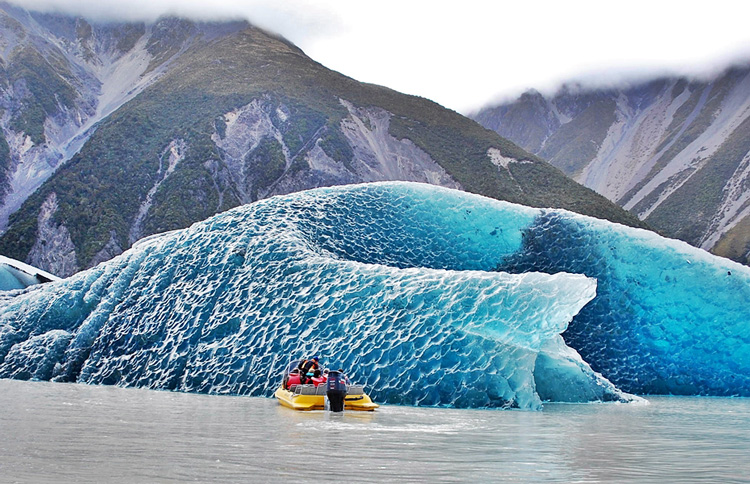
[
  {"x1": 472, "y1": 65, "x2": 750, "y2": 264},
  {"x1": 0, "y1": 4, "x2": 644, "y2": 276}
]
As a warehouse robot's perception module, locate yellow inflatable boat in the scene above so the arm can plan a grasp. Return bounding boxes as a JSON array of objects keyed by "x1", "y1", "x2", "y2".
[
  {"x1": 274, "y1": 383, "x2": 379, "y2": 411},
  {"x1": 274, "y1": 360, "x2": 378, "y2": 411}
]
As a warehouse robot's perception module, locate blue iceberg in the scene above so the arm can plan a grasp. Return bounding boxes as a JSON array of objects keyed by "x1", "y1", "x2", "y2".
[
  {"x1": 290, "y1": 183, "x2": 750, "y2": 397},
  {"x1": 0, "y1": 182, "x2": 747, "y2": 408},
  {"x1": 0, "y1": 255, "x2": 60, "y2": 291},
  {"x1": 0, "y1": 182, "x2": 633, "y2": 410}
]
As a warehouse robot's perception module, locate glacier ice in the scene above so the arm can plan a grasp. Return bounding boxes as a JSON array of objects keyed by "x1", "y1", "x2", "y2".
[
  {"x1": 499, "y1": 211, "x2": 750, "y2": 396},
  {"x1": 0, "y1": 255, "x2": 60, "y2": 291},
  {"x1": 0, "y1": 182, "x2": 636, "y2": 410},
  {"x1": 285, "y1": 183, "x2": 750, "y2": 397},
  {"x1": 1, "y1": 182, "x2": 747, "y2": 408}
]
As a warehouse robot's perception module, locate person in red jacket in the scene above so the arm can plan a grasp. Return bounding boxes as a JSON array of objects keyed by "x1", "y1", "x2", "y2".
[{"x1": 311, "y1": 369, "x2": 327, "y2": 386}]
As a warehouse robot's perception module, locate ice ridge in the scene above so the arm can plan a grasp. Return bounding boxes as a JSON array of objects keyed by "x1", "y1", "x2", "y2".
[
  {"x1": 3, "y1": 181, "x2": 747, "y2": 404},
  {"x1": 0, "y1": 182, "x2": 635, "y2": 410}
]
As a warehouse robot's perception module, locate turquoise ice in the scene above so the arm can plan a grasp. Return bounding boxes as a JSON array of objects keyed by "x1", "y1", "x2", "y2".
[
  {"x1": 0, "y1": 255, "x2": 59, "y2": 291},
  {"x1": 1, "y1": 182, "x2": 747, "y2": 407},
  {"x1": 499, "y1": 211, "x2": 750, "y2": 396}
]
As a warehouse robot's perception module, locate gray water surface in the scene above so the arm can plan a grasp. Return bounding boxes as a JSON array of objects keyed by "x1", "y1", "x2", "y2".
[{"x1": 0, "y1": 379, "x2": 748, "y2": 483}]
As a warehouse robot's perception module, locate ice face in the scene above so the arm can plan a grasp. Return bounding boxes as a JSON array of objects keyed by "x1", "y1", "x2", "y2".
[
  {"x1": 500, "y1": 212, "x2": 750, "y2": 396},
  {"x1": 0, "y1": 255, "x2": 60, "y2": 291},
  {"x1": 0, "y1": 266, "x2": 26, "y2": 291},
  {"x1": 0, "y1": 183, "x2": 635, "y2": 410},
  {"x1": 3, "y1": 182, "x2": 746, "y2": 405}
]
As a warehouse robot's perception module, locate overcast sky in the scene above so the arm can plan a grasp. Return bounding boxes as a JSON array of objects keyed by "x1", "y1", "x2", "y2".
[{"x1": 11, "y1": 0, "x2": 750, "y2": 113}]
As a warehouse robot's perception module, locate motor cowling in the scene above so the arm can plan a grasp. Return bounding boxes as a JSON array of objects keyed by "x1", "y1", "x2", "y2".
[{"x1": 326, "y1": 371, "x2": 347, "y2": 412}]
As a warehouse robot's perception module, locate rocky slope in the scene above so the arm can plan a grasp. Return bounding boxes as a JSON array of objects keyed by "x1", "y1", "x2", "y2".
[
  {"x1": 472, "y1": 66, "x2": 750, "y2": 264},
  {"x1": 0, "y1": 3, "x2": 643, "y2": 277}
]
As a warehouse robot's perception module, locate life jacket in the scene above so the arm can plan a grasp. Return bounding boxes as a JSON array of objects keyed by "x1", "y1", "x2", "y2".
[
  {"x1": 287, "y1": 373, "x2": 301, "y2": 388},
  {"x1": 312, "y1": 376, "x2": 327, "y2": 386},
  {"x1": 300, "y1": 359, "x2": 319, "y2": 375}
]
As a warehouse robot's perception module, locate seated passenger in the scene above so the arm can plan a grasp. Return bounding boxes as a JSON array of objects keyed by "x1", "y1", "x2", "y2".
[
  {"x1": 311, "y1": 369, "x2": 327, "y2": 386},
  {"x1": 338, "y1": 369, "x2": 351, "y2": 385},
  {"x1": 286, "y1": 371, "x2": 301, "y2": 389},
  {"x1": 298, "y1": 356, "x2": 320, "y2": 385}
]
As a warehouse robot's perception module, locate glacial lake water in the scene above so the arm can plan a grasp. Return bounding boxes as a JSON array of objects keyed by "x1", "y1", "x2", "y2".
[{"x1": 1, "y1": 379, "x2": 748, "y2": 483}]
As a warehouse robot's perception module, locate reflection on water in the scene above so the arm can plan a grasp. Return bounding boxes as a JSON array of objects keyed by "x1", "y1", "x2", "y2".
[{"x1": 0, "y1": 379, "x2": 748, "y2": 483}]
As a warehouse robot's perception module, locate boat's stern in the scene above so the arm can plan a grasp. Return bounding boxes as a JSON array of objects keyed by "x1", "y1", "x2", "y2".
[{"x1": 343, "y1": 385, "x2": 379, "y2": 411}]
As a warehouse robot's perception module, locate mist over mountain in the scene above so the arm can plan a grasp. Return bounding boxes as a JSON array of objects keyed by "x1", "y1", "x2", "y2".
[
  {"x1": 473, "y1": 64, "x2": 750, "y2": 265},
  {"x1": 0, "y1": 3, "x2": 644, "y2": 277}
]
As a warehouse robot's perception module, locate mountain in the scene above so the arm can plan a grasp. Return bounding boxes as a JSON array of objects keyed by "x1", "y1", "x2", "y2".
[
  {"x1": 0, "y1": 4, "x2": 643, "y2": 277},
  {"x1": 472, "y1": 65, "x2": 750, "y2": 265}
]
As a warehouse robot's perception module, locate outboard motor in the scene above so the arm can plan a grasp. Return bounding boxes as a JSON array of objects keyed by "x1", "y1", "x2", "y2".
[{"x1": 326, "y1": 371, "x2": 347, "y2": 412}]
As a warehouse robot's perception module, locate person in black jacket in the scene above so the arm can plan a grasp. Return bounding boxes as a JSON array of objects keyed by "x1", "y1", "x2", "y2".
[{"x1": 297, "y1": 356, "x2": 320, "y2": 384}]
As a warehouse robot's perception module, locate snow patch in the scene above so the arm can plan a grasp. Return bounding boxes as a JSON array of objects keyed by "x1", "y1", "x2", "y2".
[{"x1": 275, "y1": 107, "x2": 288, "y2": 122}]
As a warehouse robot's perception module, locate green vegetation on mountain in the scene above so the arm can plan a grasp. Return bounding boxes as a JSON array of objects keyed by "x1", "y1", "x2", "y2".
[
  {"x1": 273, "y1": 101, "x2": 327, "y2": 156},
  {"x1": 0, "y1": 184, "x2": 40, "y2": 262},
  {"x1": 318, "y1": 125, "x2": 353, "y2": 165},
  {"x1": 144, "y1": 164, "x2": 234, "y2": 237},
  {"x1": 0, "y1": 132, "x2": 9, "y2": 195},
  {"x1": 645, "y1": 115, "x2": 750, "y2": 246},
  {"x1": 713, "y1": 216, "x2": 750, "y2": 265},
  {"x1": 4, "y1": 47, "x2": 78, "y2": 144},
  {"x1": 0, "y1": 19, "x2": 646, "y2": 272},
  {"x1": 247, "y1": 137, "x2": 286, "y2": 200},
  {"x1": 539, "y1": 98, "x2": 617, "y2": 177}
]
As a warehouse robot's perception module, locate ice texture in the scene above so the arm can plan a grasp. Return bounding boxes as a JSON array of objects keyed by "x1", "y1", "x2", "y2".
[
  {"x1": 499, "y1": 212, "x2": 750, "y2": 396},
  {"x1": 0, "y1": 183, "x2": 636, "y2": 410},
  {"x1": 3, "y1": 182, "x2": 746, "y2": 404},
  {"x1": 272, "y1": 183, "x2": 750, "y2": 396}
]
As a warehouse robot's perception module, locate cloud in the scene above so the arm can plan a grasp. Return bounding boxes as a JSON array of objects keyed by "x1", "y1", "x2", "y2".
[
  {"x1": 6, "y1": 0, "x2": 342, "y2": 45},
  {"x1": 6, "y1": 0, "x2": 750, "y2": 113},
  {"x1": 301, "y1": 0, "x2": 750, "y2": 113}
]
